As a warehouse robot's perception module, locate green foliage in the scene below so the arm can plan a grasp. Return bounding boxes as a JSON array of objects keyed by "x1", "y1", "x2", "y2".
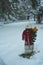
[
  {"x1": 31, "y1": 30, "x2": 37, "y2": 43},
  {"x1": 0, "y1": 0, "x2": 11, "y2": 20},
  {"x1": 12, "y1": 0, "x2": 19, "y2": 3},
  {"x1": 0, "y1": 0, "x2": 40, "y2": 21},
  {"x1": 31, "y1": 0, "x2": 39, "y2": 9},
  {"x1": 0, "y1": 0, "x2": 20, "y2": 21}
]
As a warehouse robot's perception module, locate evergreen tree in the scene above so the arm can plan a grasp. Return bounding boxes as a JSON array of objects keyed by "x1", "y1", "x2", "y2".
[
  {"x1": 12, "y1": 0, "x2": 19, "y2": 3},
  {"x1": 0, "y1": 0, "x2": 40, "y2": 21},
  {"x1": 31, "y1": 0, "x2": 40, "y2": 9},
  {"x1": 0, "y1": 0, "x2": 12, "y2": 20}
]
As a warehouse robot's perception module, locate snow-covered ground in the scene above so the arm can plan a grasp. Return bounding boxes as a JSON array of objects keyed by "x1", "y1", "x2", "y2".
[{"x1": 0, "y1": 20, "x2": 43, "y2": 65}]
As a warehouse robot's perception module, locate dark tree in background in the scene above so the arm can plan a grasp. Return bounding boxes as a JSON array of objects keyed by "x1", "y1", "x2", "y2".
[
  {"x1": 0, "y1": 0, "x2": 11, "y2": 20},
  {"x1": 0, "y1": 0, "x2": 19, "y2": 21},
  {"x1": 0, "y1": 0, "x2": 40, "y2": 21},
  {"x1": 36, "y1": 6, "x2": 43, "y2": 24},
  {"x1": 31, "y1": 0, "x2": 39, "y2": 9}
]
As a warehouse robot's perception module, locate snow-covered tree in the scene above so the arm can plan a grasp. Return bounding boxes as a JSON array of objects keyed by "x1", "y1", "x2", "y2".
[
  {"x1": 31, "y1": 0, "x2": 40, "y2": 9},
  {"x1": 0, "y1": 0, "x2": 40, "y2": 21}
]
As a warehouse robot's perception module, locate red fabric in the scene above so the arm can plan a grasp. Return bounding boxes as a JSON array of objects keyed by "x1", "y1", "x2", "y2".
[{"x1": 22, "y1": 29, "x2": 33, "y2": 45}]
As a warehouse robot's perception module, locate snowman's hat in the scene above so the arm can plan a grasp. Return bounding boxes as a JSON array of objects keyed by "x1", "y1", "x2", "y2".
[{"x1": 25, "y1": 24, "x2": 32, "y2": 29}]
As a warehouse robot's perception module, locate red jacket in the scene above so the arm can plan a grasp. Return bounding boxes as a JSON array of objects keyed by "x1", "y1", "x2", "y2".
[{"x1": 22, "y1": 29, "x2": 33, "y2": 45}]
